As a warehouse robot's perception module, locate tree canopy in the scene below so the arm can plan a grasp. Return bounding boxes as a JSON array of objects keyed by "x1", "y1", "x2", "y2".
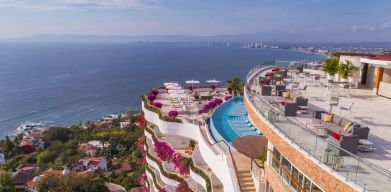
[
  {"x1": 322, "y1": 57, "x2": 340, "y2": 76},
  {"x1": 36, "y1": 174, "x2": 108, "y2": 192},
  {"x1": 338, "y1": 60, "x2": 358, "y2": 79}
]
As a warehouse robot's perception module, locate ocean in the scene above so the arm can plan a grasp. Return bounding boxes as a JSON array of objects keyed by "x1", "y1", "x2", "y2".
[{"x1": 0, "y1": 43, "x2": 325, "y2": 138}]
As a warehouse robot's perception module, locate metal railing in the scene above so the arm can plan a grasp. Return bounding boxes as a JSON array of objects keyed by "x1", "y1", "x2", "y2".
[{"x1": 244, "y1": 63, "x2": 391, "y2": 191}]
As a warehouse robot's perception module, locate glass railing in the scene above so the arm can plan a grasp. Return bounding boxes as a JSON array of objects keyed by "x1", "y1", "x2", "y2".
[{"x1": 244, "y1": 64, "x2": 391, "y2": 191}]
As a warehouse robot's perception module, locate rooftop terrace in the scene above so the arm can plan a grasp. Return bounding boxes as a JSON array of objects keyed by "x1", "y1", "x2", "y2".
[{"x1": 246, "y1": 65, "x2": 391, "y2": 191}]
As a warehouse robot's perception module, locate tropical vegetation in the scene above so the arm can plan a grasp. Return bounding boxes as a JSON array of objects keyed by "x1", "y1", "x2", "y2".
[
  {"x1": 227, "y1": 77, "x2": 244, "y2": 96},
  {"x1": 322, "y1": 57, "x2": 340, "y2": 76},
  {"x1": 338, "y1": 60, "x2": 358, "y2": 80}
]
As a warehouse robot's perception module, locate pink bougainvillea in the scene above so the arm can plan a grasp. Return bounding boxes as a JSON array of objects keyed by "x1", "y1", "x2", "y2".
[
  {"x1": 224, "y1": 96, "x2": 232, "y2": 101},
  {"x1": 168, "y1": 110, "x2": 179, "y2": 117},
  {"x1": 151, "y1": 89, "x2": 159, "y2": 96},
  {"x1": 159, "y1": 188, "x2": 168, "y2": 192},
  {"x1": 141, "y1": 185, "x2": 148, "y2": 192},
  {"x1": 171, "y1": 152, "x2": 189, "y2": 176},
  {"x1": 176, "y1": 182, "x2": 192, "y2": 192},
  {"x1": 154, "y1": 141, "x2": 174, "y2": 162},
  {"x1": 137, "y1": 173, "x2": 147, "y2": 184},
  {"x1": 214, "y1": 98, "x2": 223, "y2": 105},
  {"x1": 153, "y1": 102, "x2": 162, "y2": 108},
  {"x1": 147, "y1": 95, "x2": 156, "y2": 103},
  {"x1": 187, "y1": 86, "x2": 193, "y2": 91}
]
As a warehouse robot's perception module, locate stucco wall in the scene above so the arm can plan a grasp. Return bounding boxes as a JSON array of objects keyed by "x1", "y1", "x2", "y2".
[{"x1": 339, "y1": 55, "x2": 362, "y2": 87}]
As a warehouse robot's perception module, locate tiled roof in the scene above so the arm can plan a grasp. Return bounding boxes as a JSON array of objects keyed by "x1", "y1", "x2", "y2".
[{"x1": 368, "y1": 54, "x2": 391, "y2": 61}]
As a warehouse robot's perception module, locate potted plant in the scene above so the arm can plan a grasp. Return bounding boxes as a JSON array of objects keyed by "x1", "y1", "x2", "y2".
[
  {"x1": 322, "y1": 57, "x2": 339, "y2": 80},
  {"x1": 256, "y1": 149, "x2": 267, "y2": 168},
  {"x1": 338, "y1": 60, "x2": 358, "y2": 82}
]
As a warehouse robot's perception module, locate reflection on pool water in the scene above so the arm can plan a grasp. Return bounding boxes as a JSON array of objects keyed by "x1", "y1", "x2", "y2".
[{"x1": 209, "y1": 97, "x2": 262, "y2": 143}]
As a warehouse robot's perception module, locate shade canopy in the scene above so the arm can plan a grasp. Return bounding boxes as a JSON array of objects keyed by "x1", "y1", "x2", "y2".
[
  {"x1": 206, "y1": 79, "x2": 221, "y2": 83},
  {"x1": 232, "y1": 135, "x2": 267, "y2": 159},
  {"x1": 186, "y1": 80, "x2": 200, "y2": 84},
  {"x1": 164, "y1": 82, "x2": 180, "y2": 87}
]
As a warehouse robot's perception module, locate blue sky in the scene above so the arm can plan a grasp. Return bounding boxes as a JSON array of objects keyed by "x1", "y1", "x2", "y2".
[{"x1": 0, "y1": 0, "x2": 390, "y2": 41}]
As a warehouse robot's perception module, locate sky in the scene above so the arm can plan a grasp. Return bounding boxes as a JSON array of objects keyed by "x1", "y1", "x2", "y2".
[{"x1": 0, "y1": 0, "x2": 390, "y2": 42}]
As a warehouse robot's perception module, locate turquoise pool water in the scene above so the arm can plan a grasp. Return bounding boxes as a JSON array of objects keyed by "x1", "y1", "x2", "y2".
[{"x1": 209, "y1": 97, "x2": 262, "y2": 143}]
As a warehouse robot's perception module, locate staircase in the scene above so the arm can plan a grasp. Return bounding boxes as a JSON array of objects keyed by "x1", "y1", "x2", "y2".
[
  {"x1": 238, "y1": 170, "x2": 256, "y2": 192},
  {"x1": 232, "y1": 152, "x2": 256, "y2": 192}
]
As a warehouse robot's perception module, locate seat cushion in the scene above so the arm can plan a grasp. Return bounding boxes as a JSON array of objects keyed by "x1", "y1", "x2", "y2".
[
  {"x1": 340, "y1": 118, "x2": 352, "y2": 127},
  {"x1": 331, "y1": 132, "x2": 342, "y2": 140},
  {"x1": 344, "y1": 123, "x2": 353, "y2": 133},
  {"x1": 323, "y1": 114, "x2": 333, "y2": 122}
]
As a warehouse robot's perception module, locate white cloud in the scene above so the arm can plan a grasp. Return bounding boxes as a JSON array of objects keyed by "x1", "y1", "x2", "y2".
[
  {"x1": 0, "y1": 0, "x2": 158, "y2": 11},
  {"x1": 351, "y1": 24, "x2": 375, "y2": 32}
]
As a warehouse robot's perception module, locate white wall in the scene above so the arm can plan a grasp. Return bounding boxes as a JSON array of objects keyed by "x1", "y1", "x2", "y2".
[
  {"x1": 143, "y1": 102, "x2": 240, "y2": 192},
  {"x1": 339, "y1": 55, "x2": 362, "y2": 86}
]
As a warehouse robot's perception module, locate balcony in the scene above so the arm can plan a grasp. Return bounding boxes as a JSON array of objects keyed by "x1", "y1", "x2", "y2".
[{"x1": 244, "y1": 64, "x2": 391, "y2": 191}]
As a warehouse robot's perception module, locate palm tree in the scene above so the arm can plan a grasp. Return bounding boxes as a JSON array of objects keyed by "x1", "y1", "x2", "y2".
[
  {"x1": 227, "y1": 77, "x2": 244, "y2": 96},
  {"x1": 338, "y1": 60, "x2": 358, "y2": 80},
  {"x1": 322, "y1": 57, "x2": 339, "y2": 76}
]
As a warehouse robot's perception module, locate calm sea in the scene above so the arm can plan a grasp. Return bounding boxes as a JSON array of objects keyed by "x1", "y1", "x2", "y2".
[{"x1": 0, "y1": 43, "x2": 325, "y2": 138}]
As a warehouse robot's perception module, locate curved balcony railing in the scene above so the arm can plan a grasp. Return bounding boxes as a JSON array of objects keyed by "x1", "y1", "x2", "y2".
[{"x1": 244, "y1": 63, "x2": 391, "y2": 191}]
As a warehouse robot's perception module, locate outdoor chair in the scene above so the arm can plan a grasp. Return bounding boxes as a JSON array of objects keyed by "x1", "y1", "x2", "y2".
[
  {"x1": 328, "y1": 135, "x2": 359, "y2": 156},
  {"x1": 327, "y1": 96, "x2": 339, "y2": 113},
  {"x1": 339, "y1": 103, "x2": 353, "y2": 115}
]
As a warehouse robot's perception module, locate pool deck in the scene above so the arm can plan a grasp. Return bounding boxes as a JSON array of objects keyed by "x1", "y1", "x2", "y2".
[{"x1": 153, "y1": 87, "x2": 229, "y2": 124}]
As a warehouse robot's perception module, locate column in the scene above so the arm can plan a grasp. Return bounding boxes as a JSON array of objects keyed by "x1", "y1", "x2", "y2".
[{"x1": 373, "y1": 67, "x2": 384, "y2": 94}]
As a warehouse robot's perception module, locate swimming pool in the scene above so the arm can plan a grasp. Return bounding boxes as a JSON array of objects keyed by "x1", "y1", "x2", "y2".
[{"x1": 209, "y1": 97, "x2": 262, "y2": 143}]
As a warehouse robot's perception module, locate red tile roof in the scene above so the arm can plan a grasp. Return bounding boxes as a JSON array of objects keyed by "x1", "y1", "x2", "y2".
[{"x1": 368, "y1": 55, "x2": 391, "y2": 61}]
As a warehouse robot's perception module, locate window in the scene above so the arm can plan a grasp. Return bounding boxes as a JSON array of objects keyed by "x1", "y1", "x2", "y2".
[
  {"x1": 303, "y1": 177, "x2": 311, "y2": 192},
  {"x1": 291, "y1": 167, "x2": 303, "y2": 192},
  {"x1": 311, "y1": 184, "x2": 322, "y2": 192},
  {"x1": 271, "y1": 148, "x2": 281, "y2": 173},
  {"x1": 281, "y1": 157, "x2": 291, "y2": 184}
]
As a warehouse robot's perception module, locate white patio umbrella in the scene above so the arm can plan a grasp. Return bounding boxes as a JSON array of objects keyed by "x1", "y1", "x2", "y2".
[
  {"x1": 206, "y1": 79, "x2": 221, "y2": 84},
  {"x1": 164, "y1": 82, "x2": 180, "y2": 87},
  {"x1": 186, "y1": 80, "x2": 200, "y2": 84}
]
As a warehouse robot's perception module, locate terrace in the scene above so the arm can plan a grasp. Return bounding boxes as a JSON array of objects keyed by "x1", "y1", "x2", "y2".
[
  {"x1": 246, "y1": 64, "x2": 391, "y2": 191},
  {"x1": 142, "y1": 83, "x2": 231, "y2": 125}
]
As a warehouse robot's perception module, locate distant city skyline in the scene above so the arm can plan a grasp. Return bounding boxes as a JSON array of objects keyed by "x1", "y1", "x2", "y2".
[{"x1": 1, "y1": 0, "x2": 391, "y2": 42}]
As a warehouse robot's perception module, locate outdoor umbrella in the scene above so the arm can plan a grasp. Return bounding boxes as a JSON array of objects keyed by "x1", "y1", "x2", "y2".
[
  {"x1": 206, "y1": 79, "x2": 221, "y2": 84},
  {"x1": 185, "y1": 80, "x2": 200, "y2": 84}
]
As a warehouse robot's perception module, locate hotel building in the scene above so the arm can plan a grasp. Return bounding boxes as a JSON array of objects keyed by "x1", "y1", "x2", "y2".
[{"x1": 142, "y1": 56, "x2": 391, "y2": 192}]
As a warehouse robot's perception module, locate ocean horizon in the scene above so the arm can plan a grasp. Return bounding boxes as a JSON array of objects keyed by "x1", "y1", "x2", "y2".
[{"x1": 0, "y1": 43, "x2": 325, "y2": 138}]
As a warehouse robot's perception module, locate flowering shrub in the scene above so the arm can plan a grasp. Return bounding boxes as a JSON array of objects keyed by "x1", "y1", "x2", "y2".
[
  {"x1": 224, "y1": 96, "x2": 232, "y2": 101},
  {"x1": 168, "y1": 110, "x2": 179, "y2": 118},
  {"x1": 151, "y1": 89, "x2": 159, "y2": 96},
  {"x1": 171, "y1": 153, "x2": 190, "y2": 176},
  {"x1": 178, "y1": 158, "x2": 190, "y2": 175},
  {"x1": 208, "y1": 101, "x2": 217, "y2": 108},
  {"x1": 176, "y1": 182, "x2": 192, "y2": 192},
  {"x1": 186, "y1": 86, "x2": 193, "y2": 91},
  {"x1": 209, "y1": 85, "x2": 216, "y2": 91},
  {"x1": 141, "y1": 185, "x2": 148, "y2": 192},
  {"x1": 273, "y1": 66, "x2": 280, "y2": 71},
  {"x1": 147, "y1": 95, "x2": 156, "y2": 103},
  {"x1": 159, "y1": 188, "x2": 168, "y2": 192},
  {"x1": 214, "y1": 98, "x2": 223, "y2": 105},
  {"x1": 154, "y1": 141, "x2": 174, "y2": 162},
  {"x1": 153, "y1": 102, "x2": 163, "y2": 108},
  {"x1": 137, "y1": 173, "x2": 147, "y2": 185}
]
